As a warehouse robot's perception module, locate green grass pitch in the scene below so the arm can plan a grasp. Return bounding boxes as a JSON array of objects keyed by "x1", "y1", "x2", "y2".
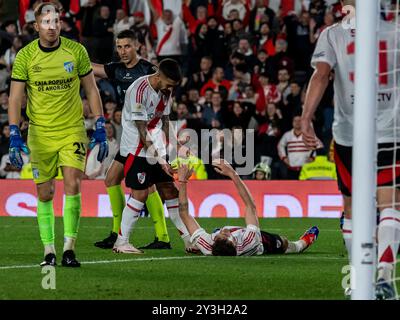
[{"x1": 0, "y1": 217, "x2": 398, "y2": 300}]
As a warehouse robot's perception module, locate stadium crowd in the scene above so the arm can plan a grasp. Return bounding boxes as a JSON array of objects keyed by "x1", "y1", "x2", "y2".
[{"x1": 0, "y1": 0, "x2": 346, "y2": 181}]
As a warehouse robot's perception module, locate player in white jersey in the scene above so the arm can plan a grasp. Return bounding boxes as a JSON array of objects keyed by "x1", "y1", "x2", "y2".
[
  {"x1": 176, "y1": 159, "x2": 319, "y2": 256},
  {"x1": 113, "y1": 59, "x2": 193, "y2": 254},
  {"x1": 301, "y1": 0, "x2": 400, "y2": 299}
]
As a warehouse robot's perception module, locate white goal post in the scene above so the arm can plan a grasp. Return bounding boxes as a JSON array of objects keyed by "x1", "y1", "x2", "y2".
[{"x1": 351, "y1": 0, "x2": 379, "y2": 300}]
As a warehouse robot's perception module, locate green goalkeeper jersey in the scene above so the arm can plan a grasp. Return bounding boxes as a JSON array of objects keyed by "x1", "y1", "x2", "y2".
[{"x1": 11, "y1": 37, "x2": 92, "y2": 137}]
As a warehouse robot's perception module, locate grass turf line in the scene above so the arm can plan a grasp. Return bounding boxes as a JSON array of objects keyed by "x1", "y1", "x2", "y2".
[{"x1": 0, "y1": 217, "x2": 398, "y2": 300}]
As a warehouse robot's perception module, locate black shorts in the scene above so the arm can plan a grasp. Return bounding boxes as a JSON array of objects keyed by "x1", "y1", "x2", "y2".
[
  {"x1": 334, "y1": 142, "x2": 400, "y2": 197},
  {"x1": 114, "y1": 150, "x2": 127, "y2": 165},
  {"x1": 123, "y1": 155, "x2": 173, "y2": 190},
  {"x1": 260, "y1": 231, "x2": 286, "y2": 254}
]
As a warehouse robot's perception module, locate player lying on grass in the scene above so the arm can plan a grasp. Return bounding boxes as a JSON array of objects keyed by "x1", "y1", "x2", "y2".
[{"x1": 176, "y1": 159, "x2": 319, "y2": 256}]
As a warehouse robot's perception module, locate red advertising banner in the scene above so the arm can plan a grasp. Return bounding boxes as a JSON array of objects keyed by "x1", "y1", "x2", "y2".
[{"x1": 0, "y1": 180, "x2": 343, "y2": 218}]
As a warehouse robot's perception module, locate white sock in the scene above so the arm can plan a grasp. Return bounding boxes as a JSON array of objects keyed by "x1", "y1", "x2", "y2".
[
  {"x1": 165, "y1": 198, "x2": 190, "y2": 245},
  {"x1": 44, "y1": 244, "x2": 56, "y2": 256},
  {"x1": 342, "y1": 218, "x2": 352, "y2": 262},
  {"x1": 377, "y1": 208, "x2": 400, "y2": 281},
  {"x1": 63, "y1": 237, "x2": 76, "y2": 252},
  {"x1": 285, "y1": 240, "x2": 306, "y2": 253},
  {"x1": 118, "y1": 197, "x2": 143, "y2": 244}
]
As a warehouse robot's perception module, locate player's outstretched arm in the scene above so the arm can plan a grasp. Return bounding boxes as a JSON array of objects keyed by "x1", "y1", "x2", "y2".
[
  {"x1": 81, "y1": 72, "x2": 109, "y2": 162},
  {"x1": 91, "y1": 63, "x2": 107, "y2": 79},
  {"x1": 8, "y1": 80, "x2": 29, "y2": 169},
  {"x1": 212, "y1": 159, "x2": 259, "y2": 227},
  {"x1": 177, "y1": 163, "x2": 202, "y2": 236},
  {"x1": 301, "y1": 62, "x2": 331, "y2": 149}
]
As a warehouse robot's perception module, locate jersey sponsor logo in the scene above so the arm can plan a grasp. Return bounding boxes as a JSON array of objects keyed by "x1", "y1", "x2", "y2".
[
  {"x1": 35, "y1": 78, "x2": 73, "y2": 92},
  {"x1": 32, "y1": 65, "x2": 42, "y2": 73},
  {"x1": 137, "y1": 172, "x2": 146, "y2": 184},
  {"x1": 63, "y1": 61, "x2": 74, "y2": 73}
]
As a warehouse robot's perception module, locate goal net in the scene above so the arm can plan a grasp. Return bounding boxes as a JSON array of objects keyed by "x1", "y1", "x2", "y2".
[{"x1": 352, "y1": 0, "x2": 400, "y2": 300}]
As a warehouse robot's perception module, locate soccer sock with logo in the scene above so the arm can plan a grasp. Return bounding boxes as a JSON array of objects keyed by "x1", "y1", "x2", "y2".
[
  {"x1": 377, "y1": 208, "x2": 400, "y2": 282},
  {"x1": 118, "y1": 197, "x2": 144, "y2": 243},
  {"x1": 107, "y1": 185, "x2": 126, "y2": 234},
  {"x1": 165, "y1": 198, "x2": 191, "y2": 246},
  {"x1": 342, "y1": 218, "x2": 352, "y2": 262},
  {"x1": 63, "y1": 194, "x2": 81, "y2": 252},
  {"x1": 37, "y1": 199, "x2": 56, "y2": 255},
  {"x1": 146, "y1": 191, "x2": 170, "y2": 243}
]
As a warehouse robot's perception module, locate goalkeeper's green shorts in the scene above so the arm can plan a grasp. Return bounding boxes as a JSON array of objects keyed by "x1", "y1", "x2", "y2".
[{"x1": 28, "y1": 132, "x2": 88, "y2": 184}]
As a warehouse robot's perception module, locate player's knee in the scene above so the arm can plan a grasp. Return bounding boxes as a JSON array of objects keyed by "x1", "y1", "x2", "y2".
[
  {"x1": 157, "y1": 182, "x2": 178, "y2": 200},
  {"x1": 104, "y1": 168, "x2": 123, "y2": 188},
  {"x1": 38, "y1": 189, "x2": 54, "y2": 202},
  {"x1": 104, "y1": 174, "x2": 117, "y2": 188},
  {"x1": 64, "y1": 178, "x2": 81, "y2": 195}
]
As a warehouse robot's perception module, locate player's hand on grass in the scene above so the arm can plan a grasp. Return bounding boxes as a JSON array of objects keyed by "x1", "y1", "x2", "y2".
[
  {"x1": 177, "y1": 163, "x2": 194, "y2": 183},
  {"x1": 89, "y1": 116, "x2": 109, "y2": 162},
  {"x1": 212, "y1": 159, "x2": 236, "y2": 179},
  {"x1": 9, "y1": 125, "x2": 29, "y2": 170},
  {"x1": 301, "y1": 118, "x2": 318, "y2": 150}
]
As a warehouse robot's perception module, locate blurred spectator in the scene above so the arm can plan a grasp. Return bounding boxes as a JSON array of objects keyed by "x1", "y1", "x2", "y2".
[
  {"x1": 0, "y1": 86, "x2": 8, "y2": 123},
  {"x1": 131, "y1": 11, "x2": 153, "y2": 51},
  {"x1": 0, "y1": 152, "x2": 29, "y2": 178},
  {"x1": 276, "y1": 68, "x2": 291, "y2": 104},
  {"x1": 188, "y1": 56, "x2": 213, "y2": 90},
  {"x1": 284, "y1": 11, "x2": 314, "y2": 73},
  {"x1": 151, "y1": 6, "x2": 188, "y2": 63},
  {"x1": 111, "y1": 108, "x2": 122, "y2": 144},
  {"x1": 78, "y1": 0, "x2": 100, "y2": 59},
  {"x1": 236, "y1": 37, "x2": 257, "y2": 69},
  {"x1": 255, "y1": 22, "x2": 276, "y2": 57},
  {"x1": 0, "y1": 121, "x2": 10, "y2": 161},
  {"x1": 2, "y1": 35, "x2": 24, "y2": 71},
  {"x1": 206, "y1": 16, "x2": 226, "y2": 66},
  {"x1": 270, "y1": 38, "x2": 295, "y2": 80},
  {"x1": 249, "y1": 0, "x2": 277, "y2": 33},
  {"x1": 225, "y1": 101, "x2": 254, "y2": 129},
  {"x1": 280, "y1": 80, "x2": 303, "y2": 133},
  {"x1": 92, "y1": 5, "x2": 115, "y2": 63},
  {"x1": 200, "y1": 66, "x2": 231, "y2": 96},
  {"x1": 60, "y1": 16, "x2": 79, "y2": 41},
  {"x1": 254, "y1": 49, "x2": 275, "y2": 79},
  {"x1": 0, "y1": 58, "x2": 9, "y2": 89},
  {"x1": 251, "y1": 161, "x2": 272, "y2": 180},
  {"x1": 299, "y1": 148, "x2": 337, "y2": 181},
  {"x1": 104, "y1": 96, "x2": 117, "y2": 120},
  {"x1": 113, "y1": 8, "x2": 133, "y2": 36},
  {"x1": 85, "y1": 121, "x2": 119, "y2": 180},
  {"x1": 222, "y1": 0, "x2": 247, "y2": 21},
  {"x1": 202, "y1": 91, "x2": 226, "y2": 129},
  {"x1": 228, "y1": 62, "x2": 251, "y2": 100},
  {"x1": 278, "y1": 115, "x2": 315, "y2": 180}
]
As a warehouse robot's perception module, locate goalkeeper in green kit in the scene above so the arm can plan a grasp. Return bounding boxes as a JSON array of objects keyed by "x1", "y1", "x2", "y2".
[{"x1": 8, "y1": 3, "x2": 108, "y2": 267}]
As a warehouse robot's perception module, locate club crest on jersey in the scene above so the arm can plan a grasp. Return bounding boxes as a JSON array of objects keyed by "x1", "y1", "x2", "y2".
[
  {"x1": 137, "y1": 172, "x2": 146, "y2": 184},
  {"x1": 63, "y1": 61, "x2": 74, "y2": 73}
]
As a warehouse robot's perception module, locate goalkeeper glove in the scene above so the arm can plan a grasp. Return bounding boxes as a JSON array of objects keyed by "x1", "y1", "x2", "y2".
[
  {"x1": 89, "y1": 116, "x2": 109, "y2": 162},
  {"x1": 9, "y1": 125, "x2": 29, "y2": 170}
]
